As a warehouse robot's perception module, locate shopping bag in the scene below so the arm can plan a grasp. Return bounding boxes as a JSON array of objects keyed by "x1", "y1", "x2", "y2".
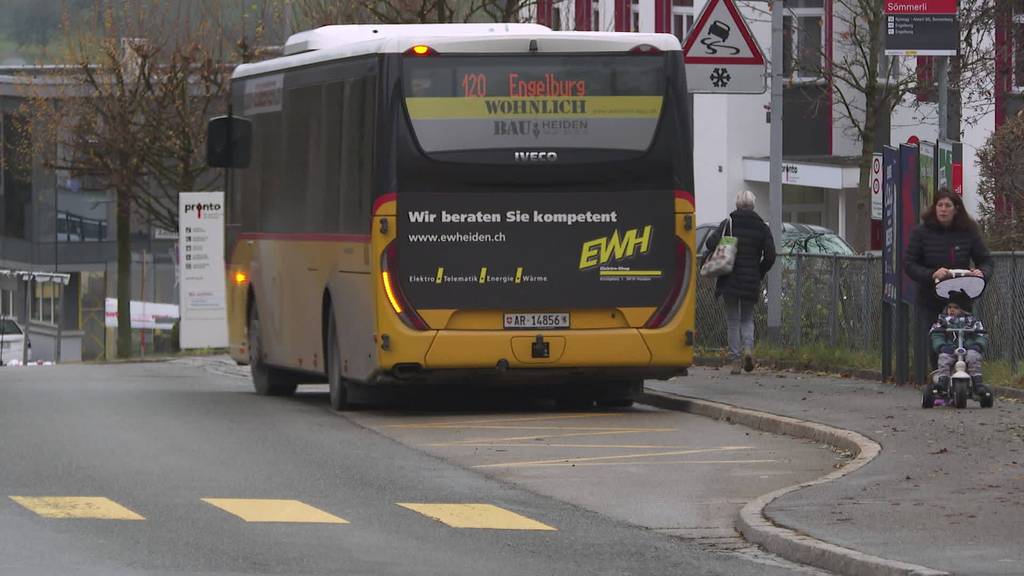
[{"x1": 700, "y1": 218, "x2": 737, "y2": 277}]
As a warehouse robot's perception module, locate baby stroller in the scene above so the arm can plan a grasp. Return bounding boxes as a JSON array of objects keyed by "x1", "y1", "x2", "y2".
[{"x1": 922, "y1": 269, "x2": 995, "y2": 409}]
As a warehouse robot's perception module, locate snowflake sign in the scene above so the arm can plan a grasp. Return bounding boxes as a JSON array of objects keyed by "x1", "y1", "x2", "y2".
[{"x1": 710, "y1": 68, "x2": 731, "y2": 88}]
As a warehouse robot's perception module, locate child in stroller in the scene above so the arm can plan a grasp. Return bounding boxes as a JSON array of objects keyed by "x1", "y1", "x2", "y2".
[{"x1": 924, "y1": 289, "x2": 995, "y2": 408}]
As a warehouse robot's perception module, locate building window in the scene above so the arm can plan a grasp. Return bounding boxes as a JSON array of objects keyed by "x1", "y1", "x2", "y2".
[
  {"x1": 1, "y1": 289, "x2": 13, "y2": 318},
  {"x1": 592, "y1": 1, "x2": 601, "y2": 30},
  {"x1": 632, "y1": 0, "x2": 640, "y2": 31},
  {"x1": 672, "y1": 0, "x2": 695, "y2": 43},
  {"x1": 552, "y1": 4, "x2": 562, "y2": 29},
  {"x1": 32, "y1": 283, "x2": 58, "y2": 325},
  {"x1": 783, "y1": 0, "x2": 825, "y2": 79},
  {"x1": 1014, "y1": 11, "x2": 1024, "y2": 90}
]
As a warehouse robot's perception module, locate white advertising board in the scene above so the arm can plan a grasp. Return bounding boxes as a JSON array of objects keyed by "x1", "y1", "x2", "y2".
[
  {"x1": 178, "y1": 192, "x2": 228, "y2": 349},
  {"x1": 104, "y1": 298, "x2": 179, "y2": 330}
]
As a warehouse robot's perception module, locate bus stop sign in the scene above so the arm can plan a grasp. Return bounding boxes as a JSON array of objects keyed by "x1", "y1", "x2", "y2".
[{"x1": 682, "y1": 0, "x2": 766, "y2": 94}]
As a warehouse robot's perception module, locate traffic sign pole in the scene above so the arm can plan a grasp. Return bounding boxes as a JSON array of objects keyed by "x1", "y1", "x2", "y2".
[{"x1": 767, "y1": 0, "x2": 783, "y2": 343}]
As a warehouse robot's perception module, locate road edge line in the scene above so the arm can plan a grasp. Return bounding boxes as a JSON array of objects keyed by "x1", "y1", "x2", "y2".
[{"x1": 641, "y1": 390, "x2": 949, "y2": 576}]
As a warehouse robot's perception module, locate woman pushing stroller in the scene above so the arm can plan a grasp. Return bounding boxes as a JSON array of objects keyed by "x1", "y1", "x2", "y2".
[
  {"x1": 905, "y1": 189, "x2": 993, "y2": 335},
  {"x1": 906, "y1": 189, "x2": 995, "y2": 408}
]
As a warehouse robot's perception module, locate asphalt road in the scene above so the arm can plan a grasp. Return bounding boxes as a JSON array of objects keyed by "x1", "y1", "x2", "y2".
[{"x1": 1, "y1": 360, "x2": 835, "y2": 575}]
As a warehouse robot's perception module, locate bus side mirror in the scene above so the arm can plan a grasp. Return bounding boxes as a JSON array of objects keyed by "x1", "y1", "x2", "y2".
[{"x1": 206, "y1": 115, "x2": 252, "y2": 168}]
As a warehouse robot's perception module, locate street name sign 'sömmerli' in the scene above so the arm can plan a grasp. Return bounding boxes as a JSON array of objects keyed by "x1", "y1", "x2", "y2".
[
  {"x1": 884, "y1": 0, "x2": 957, "y2": 56},
  {"x1": 682, "y1": 0, "x2": 766, "y2": 94}
]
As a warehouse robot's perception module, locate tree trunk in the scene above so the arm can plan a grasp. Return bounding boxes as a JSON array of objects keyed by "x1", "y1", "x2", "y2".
[
  {"x1": 116, "y1": 186, "x2": 132, "y2": 358},
  {"x1": 850, "y1": 101, "x2": 879, "y2": 252}
]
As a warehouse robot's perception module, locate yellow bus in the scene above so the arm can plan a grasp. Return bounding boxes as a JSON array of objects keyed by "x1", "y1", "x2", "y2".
[{"x1": 208, "y1": 23, "x2": 696, "y2": 409}]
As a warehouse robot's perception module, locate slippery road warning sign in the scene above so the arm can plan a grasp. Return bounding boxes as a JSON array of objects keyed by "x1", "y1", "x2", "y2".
[{"x1": 683, "y1": 0, "x2": 766, "y2": 94}]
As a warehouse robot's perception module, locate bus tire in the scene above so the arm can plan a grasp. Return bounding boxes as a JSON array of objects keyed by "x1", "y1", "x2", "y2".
[
  {"x1": 248, "y1": 302, "x2": 298, "y2": 396},
  {"x1": 595, "y1": 379, "x2": 642, "y2": 408},
  {"x1": 327, "y1": 310, "x2": 351, "y2": 410}
]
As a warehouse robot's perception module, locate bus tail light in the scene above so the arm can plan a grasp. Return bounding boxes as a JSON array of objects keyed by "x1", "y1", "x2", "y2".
[
  {"x1": 644, "y1": 238, "x2": 687, "y2": 329},
  {"x1": 381, "y1": 241, "x2": 429, "y2": 330},
  {"x1": 404, "y1": 45, "x2": 437, "y2": 56}
]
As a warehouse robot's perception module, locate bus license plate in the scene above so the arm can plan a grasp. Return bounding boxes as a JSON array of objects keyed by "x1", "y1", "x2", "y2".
[{"x1": 503, "y1": 313, "x2": 570, "y2": 330}]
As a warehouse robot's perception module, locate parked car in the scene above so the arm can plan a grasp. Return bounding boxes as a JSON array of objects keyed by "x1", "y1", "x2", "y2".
[
  {"x1": 0, "y1": 317, "x2": 30, "y2": 366},
  {"x1": 695, "y1": 221, "x2": 856, "y2": 260}
]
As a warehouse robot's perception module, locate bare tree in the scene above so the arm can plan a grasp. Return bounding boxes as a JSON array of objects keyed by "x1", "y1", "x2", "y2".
[
  {"x1": 464, "y1": 0, "x2": 539, "y2": 24},
  {"x1": 359, "y1": 0, "x2": 536, "y2": 24},
  {"x1": 17, "y1": 3, "x2": 162, "y2": 358},
  {"x1": 823, "y1": 0, "x2": 920, "y2": 250},
  {"x1": 15, "y1": 0, "x2": 240, "y2": 357},
  {"x1": 292, "y1": 0, "x2": 369, "y2": 27},
  {"x1": 141, "y1": 12, "x2": 231, "y2": 233}
]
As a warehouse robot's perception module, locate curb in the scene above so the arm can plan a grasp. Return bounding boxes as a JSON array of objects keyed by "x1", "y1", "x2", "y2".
[
  {"x1": 641, "y1": 389, "x2": 949, "y2": 576},
  {"x1": 695, "y1": 355, "x2": 1024, "y2": 400}
]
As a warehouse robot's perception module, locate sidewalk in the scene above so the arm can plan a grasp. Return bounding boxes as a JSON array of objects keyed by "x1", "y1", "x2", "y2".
[{"x1": 645, "y1": 367, "x2": 1024, "y2": 576}]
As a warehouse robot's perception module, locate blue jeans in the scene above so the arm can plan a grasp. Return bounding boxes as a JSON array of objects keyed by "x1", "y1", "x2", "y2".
[{"x1": 723, "y1": 296, "x2": 755, "y2": 361}]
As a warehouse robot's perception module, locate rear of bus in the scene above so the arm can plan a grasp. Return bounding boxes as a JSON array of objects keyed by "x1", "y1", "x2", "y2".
[{"x1": 373, "y1": 32, "x2": 696, "y2": 396}]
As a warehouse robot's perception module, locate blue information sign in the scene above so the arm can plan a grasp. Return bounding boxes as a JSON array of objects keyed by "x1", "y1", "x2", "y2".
[
  {"x1": 882, "y1": 146, "x2": 899, "y2": 306},
  {"x1": 899, "y1": 144, "x2": 920, "y2": 306}
]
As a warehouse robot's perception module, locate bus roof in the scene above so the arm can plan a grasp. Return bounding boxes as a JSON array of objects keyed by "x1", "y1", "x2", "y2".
[{"x1": 233, "y1": 24, "x2": 681, "y2": 80}]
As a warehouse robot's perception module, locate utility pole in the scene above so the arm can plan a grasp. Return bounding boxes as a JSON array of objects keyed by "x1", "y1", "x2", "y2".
[
  {"x1": 937, "y1": 57, "x2": 949, "y2": 141},
  {"x1": 767, "y1": 0, "x2": 784, "y2": 342}
]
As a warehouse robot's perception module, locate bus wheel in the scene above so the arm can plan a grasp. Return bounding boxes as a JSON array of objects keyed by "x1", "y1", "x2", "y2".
[
  {"x1": 327, "y1": 310, "x2": 350, "y2": 410},
  {"x1": 248, "y1": 303, "x2": 298, "y2": 396},
  {"x1": 595, "y1": 380, "x2": 641, "y2": 408}
]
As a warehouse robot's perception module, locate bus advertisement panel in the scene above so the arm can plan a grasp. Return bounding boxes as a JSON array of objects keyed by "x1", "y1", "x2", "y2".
[{"x1": 399, "y1": 191, "x2": 676, "y2": 310}]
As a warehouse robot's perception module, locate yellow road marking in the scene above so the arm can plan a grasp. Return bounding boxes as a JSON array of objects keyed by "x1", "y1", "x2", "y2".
[
  {"x1": 395, "y1": 425, "x2": 669, "y2": 432},
  {"x1": 383, "y1": 413, "x2": 626, "y2": 428},
  {"x1": 472, "y1": 446, "x2": 755, "y2": 469},
  {"x1": 10, "y1": 497, "x2": 144, "y2": 520},
  {"x1": 427, "y1": 429, "x2": 676, "y2": 446},
  {"x1": 435, "y1": 443, "x2": 692, "y2": 449},
  {"x1": 398, "y1": 503, "x2": 556, "y2": 531},
  {"x1": 507, "y1": 459, "x2": 779, "y2": 468},
  {"x1": 202, "y1": 499, "x2": 348, "y2": 524}
]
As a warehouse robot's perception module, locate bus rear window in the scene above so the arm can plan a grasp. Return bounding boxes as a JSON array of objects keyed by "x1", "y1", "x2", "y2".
[{"x1": 403, "y1": 55, "x2": 664, "y2": 154}]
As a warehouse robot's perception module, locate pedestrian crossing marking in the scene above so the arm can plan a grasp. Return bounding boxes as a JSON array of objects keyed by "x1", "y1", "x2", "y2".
[
  {"x1": 9, "y1": 496, "x2": 145, "y2": 520},
  {"x1": 398, "y1": 503, "x2": 556, "y2": 531},
  {"x1": 201, "y1": 498, "x2": 348, "y2": 524}
]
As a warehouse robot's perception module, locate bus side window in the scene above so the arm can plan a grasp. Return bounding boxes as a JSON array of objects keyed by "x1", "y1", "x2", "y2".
[
  {"x1": 339, "y1": 75, "x2": 375, "y2": 235},
  {"x1": 285, "y1": 85, "x2": 321, "y2": 232},
  {"x1": 322, "y1": 81, "x2": 343, "y2": 232},
  {"x1": 257, "y1": 113, "x2": 283, "y2": 232}
]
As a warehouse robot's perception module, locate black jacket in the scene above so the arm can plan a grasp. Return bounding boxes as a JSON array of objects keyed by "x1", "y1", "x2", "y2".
[
  {"x1": 705, "y1": 208, "x2": 777, "y2": 301},
  {"x1": 905, "y1": 221, "x2": 993, "y2": 308}
]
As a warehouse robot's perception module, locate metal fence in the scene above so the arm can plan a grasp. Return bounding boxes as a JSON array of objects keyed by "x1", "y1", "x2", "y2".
[{"x1": 696, "y1": 252, "x2": 1024, "y2": 371}]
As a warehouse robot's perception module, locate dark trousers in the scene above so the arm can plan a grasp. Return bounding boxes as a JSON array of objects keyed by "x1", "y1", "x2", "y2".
[{"x1": 916, "y1": 297, "x2": 945, "y2": 374}]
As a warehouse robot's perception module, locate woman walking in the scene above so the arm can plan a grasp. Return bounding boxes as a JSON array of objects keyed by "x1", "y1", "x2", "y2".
[{"x1": 704, "y1": 190, "x2": 776, "y2": 374}]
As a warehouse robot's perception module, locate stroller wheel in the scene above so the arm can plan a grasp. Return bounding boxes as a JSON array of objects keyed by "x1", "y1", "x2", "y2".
[
  {"x1": 977, "y1": 384, "x2": 995, "y2": 408},
  {"x1": 922, "y1": 388, "x2": 936, "y2": 409}
]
